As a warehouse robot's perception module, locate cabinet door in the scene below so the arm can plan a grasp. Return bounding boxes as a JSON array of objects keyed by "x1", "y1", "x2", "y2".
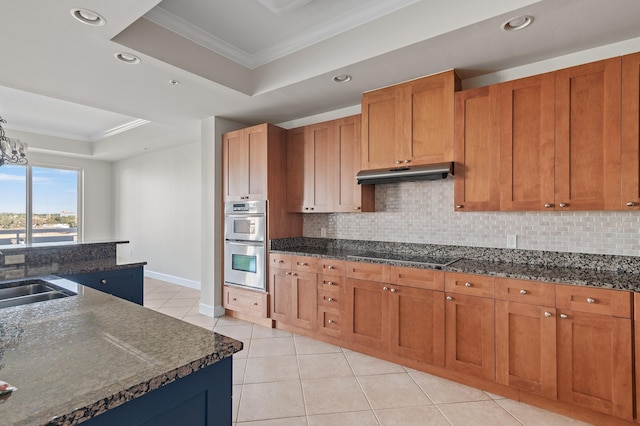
[
  {"x1": 245, "y1": 125, "x2": 268, "y2": 200},
  {"x1": 361, "y1": 86, "x2": 404, "y2": 170},
  {"x1": 223, "y1": 129, "x2": 248, "y2": 201},
  {"x1": 345, "y1": 278, "x2": 389, "y2": 351},
  {"x1": 304, "y1": 122, "x2": 334, "y2": 212},
  {"x1": 557, "y1": 310, "x2": 633, "y2": 420},
  {"x1": 622, "y1": 52, "x2": 640, "y2": 210},
  {"x1": 454, "y1": 85, "x2": 501, "y2": 211},
  {"x1": 405, "y1": 70, "x2": 459, "y2": 165},
  {"x1": 500, "y1": 73, "x2": 556, "y2": 211},
  {"x1": 223, "y1": 125, "x2": 268, "y2": 201},
  {"x1": 63, "y1": 267, "x2": 143, "y2": 305},
  {"x1": 495, "y1": 301, "x2": 557, "y2": 399},
  {"x1": 286, "y1": 127, "x2": 305, "y2": 212},
  {"x1": 555, "y1": 58, "x2": 621, "y2": 210},
  {"x1": 389, "y1": 286, "x2": 445, "y2": 367},
  {"x1": 269, "y1": 268, "x2": 291, "y2": 323},
  {"x1": 291, "y1": 270, "x2": 317, "y2": 330},
  {"x1": 334, "y1": 115, "x2": 374, "y2": 213},
  {"x1": 445, "y1": 293, "x2": 495, "y2": 380}
]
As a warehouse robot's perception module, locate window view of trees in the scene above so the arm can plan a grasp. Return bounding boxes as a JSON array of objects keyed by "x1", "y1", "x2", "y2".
[{"x1": 0, "y1": 165, "x2": 80, "y2": 245}]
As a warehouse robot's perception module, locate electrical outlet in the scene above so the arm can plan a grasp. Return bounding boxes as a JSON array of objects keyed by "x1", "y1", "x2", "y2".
[
  {"x1": 4, "y1": 254, "x2": 25, "y2": 265},
  {"x1": 507, "y1": 234, "x2": 517, "y2": 249},
  {"x1": 320, "y1": 227, "x2": 327, "y2": 237}
]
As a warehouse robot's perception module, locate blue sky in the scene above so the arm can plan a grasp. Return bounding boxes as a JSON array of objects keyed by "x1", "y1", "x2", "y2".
[{"x1": 0, "y1": 165, "x2": 78, "y2": 214}]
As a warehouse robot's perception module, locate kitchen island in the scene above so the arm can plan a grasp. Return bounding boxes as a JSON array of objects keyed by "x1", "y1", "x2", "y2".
[{"x1": 0, "y1": 277, "x2": 241, "y2": 425}]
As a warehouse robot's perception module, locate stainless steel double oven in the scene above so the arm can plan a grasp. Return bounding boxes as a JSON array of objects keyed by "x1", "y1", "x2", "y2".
[{"x1": 223, "y1": 201, "x2": 266, "y2": 291}]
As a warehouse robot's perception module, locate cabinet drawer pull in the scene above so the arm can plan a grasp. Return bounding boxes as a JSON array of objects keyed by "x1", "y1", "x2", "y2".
[
  {"x1": 355, "y1": 206, "x2": 361, "y2": 210},
  {"x1": 326, "y1": 281, "x2": 335, "y2": 286},
  {"x1": 395, "y1": 160, "x2": 402, "y2": 164},
  {"x1": 455, "y1": 205, "x2": 463, "y2": 209},
  {"x1": 559, "y1": 203, "x2": 568, "y2": 208},
  {"x1": 328, "y1": 319, "x2": 334, "y2": 324},
  {"x1": 464, "y1": 282, "x2": 471, "y2": 287},
  {"x1": 327, "y1": 297, "x2": 334, "y2": 302},
  {"x1": 382, "y1": 286, "x2": 389, "y2": 291},
  {"x1": 327, "y1": 265, "x2": 334, "y2": 270},
  {"x1": 544, "y1": 203, "x2": 553, "y2": 208},
  {"x1": 298, "y1": 262, "x2": 307, "y2": 266},
  {"x1": 446, "y1": 296, "x2": 453, "y2": 301},
  {"x1": 627, "y1": 202, "x2": 636, "y2": 207},
  {"x1": 390, "y1": 288, "x2": 397, "y2": 293},
  {"x1": 275, "y1": 259, "x2": 284, "y2": 263},
  {"x1": 291, "y1": 272, "x2": 297, "y2": 276},
  {"x1": 100, "y1": 279, "x2": 107, "y2": 284},
  {"x1": 544, "y1": 311, "x2": 552, "y2": 317},
  {"x1": 520, "y1": 289, "x2": 527, "y2": 295},
  {"x1": 560, "y1": 314, "x2": 568, "y2": 319},
  {"x1": 586, "y1": 297, "x2": 595, "y2": 304}
]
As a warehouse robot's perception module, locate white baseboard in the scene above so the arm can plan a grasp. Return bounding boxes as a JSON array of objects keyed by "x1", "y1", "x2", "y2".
[
  {"x1": 200, "y1": 303, "x2": 226, "y2": 318},
  {"x1": 144, "y1": 270, "x2": 200, "y2": 290}
]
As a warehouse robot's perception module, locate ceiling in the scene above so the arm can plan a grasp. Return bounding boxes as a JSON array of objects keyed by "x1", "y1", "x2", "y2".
[{"x1": 1, "y1": 0, "x2": 639, "y2": 161}]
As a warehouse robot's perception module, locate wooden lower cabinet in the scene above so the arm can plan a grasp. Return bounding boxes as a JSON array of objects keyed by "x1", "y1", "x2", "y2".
[
  {"x1": 389, "y1": 285, "x2": 445, "y2": 366},
  {"x1": 270, "y1": 266, "x2": 317, "y2": 330},
  {"x1": 557, "y1": 309, "x2": 633, "y2": 420},
  {"x1": 345, "y1": 278, "x2": 389, "y2": 351},
  {"x1": 495, "y1": 301, "x2": 557, "y2": 399},
  {"x1": 445, "y1": 292, "x2": 495, "y2": 380}
]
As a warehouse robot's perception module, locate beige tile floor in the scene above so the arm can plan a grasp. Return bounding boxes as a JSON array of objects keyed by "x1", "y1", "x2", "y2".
[{"x1": 144, "y1": 277, "x2": 592, "y2": 426}]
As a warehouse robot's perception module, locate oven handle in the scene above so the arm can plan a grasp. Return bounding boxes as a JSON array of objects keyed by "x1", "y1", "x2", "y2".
[
  {"x1": 225, "y1": 240, "x2": 265, "y2": 247},
  {"x1": 225, "y1": 214, "x2": 265, "y2": 218}
]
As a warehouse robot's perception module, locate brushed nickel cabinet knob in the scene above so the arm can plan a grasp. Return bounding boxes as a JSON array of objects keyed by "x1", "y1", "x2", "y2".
[
  {"x1": 446, "y1": 296, "x2": 453, "y2": 301},
  {"x1": 520, "y1": 289, "x2": 527, "y2": 295},
  {"x1": 465, "y1": 282, "x2": 471, "y2": 287},
  {"x1": 560, "y1": 314, "x2": 568, "y2": 319},
  {"x1": 559, "y1": 203, "x2": 568, "y2": 208},
  {"x1": 382, "y1": 286, "x2": 389, "y2": 291},
  {"x1": 328, "y1": 319, "x2": 334, "y2": 324},
  {"x1": 544, "y1": 312, "x2": 552, "y2": 317},
  {"x1": 455, "y1": 205, "x2": 463, "y2": 209},
  {"x1": 587, "y1": 297, "x2": 595, "y2": 304},
  {"x1": 627, "y1": 202, "x2": 635, "y2": 207},
  {"x1": 101, "y1": 279, "x2": 107, "y2": 284},
  {"x1": 544, "y1": 203, "x2": 553, "y2": 208},
  {"x1": 390, "y1": 288, "x2": 396, "y2": 293}
]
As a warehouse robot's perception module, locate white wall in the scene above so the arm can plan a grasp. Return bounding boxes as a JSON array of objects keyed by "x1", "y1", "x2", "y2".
[
  {"x1": 26, "y1": 151, "x2": 113, "y2": 242},
  {"x1": 113, "y1": 142, "x2": 202, "y2": 287}
]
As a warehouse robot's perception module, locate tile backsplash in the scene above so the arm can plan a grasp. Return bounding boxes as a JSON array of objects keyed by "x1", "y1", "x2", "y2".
[{"x1": 303, "y1": 178, "x2": 640, "y2": 257}]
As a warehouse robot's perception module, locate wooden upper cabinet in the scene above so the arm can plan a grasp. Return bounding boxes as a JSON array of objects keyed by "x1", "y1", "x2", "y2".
[
  {"x1": 500, "y1": 73, "x2": 556, "y2": 211},
  {"x1": 621, "y1": 52, "x2": 640, "y2": 210},
  {"x1": 454, "y1": 85, "x2": 501, "y2": 211},
  {"x1": 555, "y1": 57, "x2": 622, "y2": 210},
  {"x1": 287, "y1": 115, "x2": 374, "y2": 213},
  {"x1": 334, "y1": 115, "x2": 374, "y2": 213},
  {"x1": 287, "y1": 122, "x2": 334, "y2": 212},
  {"x1": 361, "y1": 70, "x2": 460, "y2": 170},
  {"x1": 223, "y1": 124, "x2": 268, "y2": 201}
]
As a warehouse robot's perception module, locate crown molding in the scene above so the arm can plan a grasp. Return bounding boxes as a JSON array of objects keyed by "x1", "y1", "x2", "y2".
[
  {"x1": 144, "y1": 0, "x2": 419, "y2": 69},
  {"x1": 92, "y1": 119, "x2": 150, "y2": 142}
]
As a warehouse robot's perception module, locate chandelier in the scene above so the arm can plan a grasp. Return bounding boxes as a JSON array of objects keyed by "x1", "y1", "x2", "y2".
[{"x1": 0, "y1": 116, "x2": 28, "y2": 166}]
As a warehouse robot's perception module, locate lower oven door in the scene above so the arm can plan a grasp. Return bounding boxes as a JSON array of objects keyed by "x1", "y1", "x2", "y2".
[{"x1": 224, "y1": 240, "x2": 266, "y2": 291}]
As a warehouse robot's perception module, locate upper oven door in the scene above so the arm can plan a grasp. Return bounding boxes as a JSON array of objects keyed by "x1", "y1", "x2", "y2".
[
  {"x1": 224, "y1": 214, "x2": 266, "y2": 242},
  {"x1": 224, "y1": 201, "x2": 267, "y2": 242}
]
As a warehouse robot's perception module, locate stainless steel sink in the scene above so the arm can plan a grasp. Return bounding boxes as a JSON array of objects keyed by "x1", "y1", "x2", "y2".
[
  {"x1": 0, "y1": 283, "x2": 58, "y2": 300},
  {"x1": 0, "y1": 279, "x2": 76, "y2": 309}
]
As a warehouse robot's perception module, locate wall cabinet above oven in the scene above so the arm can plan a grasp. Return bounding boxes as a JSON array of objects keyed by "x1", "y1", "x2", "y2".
[{"x1": 222, "y1": 123, "x2": 302, "y2": 239}]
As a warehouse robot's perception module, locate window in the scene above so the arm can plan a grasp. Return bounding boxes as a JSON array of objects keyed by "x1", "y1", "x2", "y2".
[{"x1": 0, "y1": 164, "x2": 81, "y2": 246}]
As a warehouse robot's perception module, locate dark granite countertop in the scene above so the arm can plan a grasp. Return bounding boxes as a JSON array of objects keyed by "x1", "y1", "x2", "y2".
[
  {"x1": 0, "y1": 277, "x2": 242, "y2": 425},
  {"x1": 270, "y1": 242, "x2": 640, "y2": 293},
  {"x1": 25, "y1": 257, "x2": 147, "y2": 278}
]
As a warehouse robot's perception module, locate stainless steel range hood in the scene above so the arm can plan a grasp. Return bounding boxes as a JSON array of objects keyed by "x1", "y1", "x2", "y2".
[{"x1": 356, "y1": 162, "x2": 453, "y2": 185}]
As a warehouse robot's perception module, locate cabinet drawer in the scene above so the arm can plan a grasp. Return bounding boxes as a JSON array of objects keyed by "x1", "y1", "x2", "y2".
[
  {"x1": 495, "y1": 278, "x2": 555, "y2": 306},
  {"x1": 318, "y1": 307, "x2": 342, "y2": 336},
  {"x1": 318, "y1": 259, "x2": 346, "y2": 276},
  {"x1": 346, "y1": 261, "x2": 389, "y2": 282},
  {"x1": 269, "y1": 253, "x2": 292, "y2": 269},
  {"x1": 445, "y1": 272, "x2": 495, "y2": 297},
  {"x1": 318, "y1": 275, "x2": 345, "y2": 293},
  {"x1": 292, "y1": 256, "x2": 319, "y2": 272},
  {"x1": 223, "y1": 285, "x2": 268, "y2": 317},
  {"x1": 556, "y1": 285, "x2": 632, "y2": 318},
  {"x1": 389, "y1": 266, "x2": 444, "y2": 291},
  {"x1": 318, "y1": 290, "x2": 343, "y2": 308}
]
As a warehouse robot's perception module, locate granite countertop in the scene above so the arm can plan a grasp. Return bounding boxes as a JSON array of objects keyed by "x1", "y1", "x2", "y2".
[
  {"x1": 26, "y1": 257, "x2": 147, "y2": 278},
  {"x1": 0, "y1": 278, "x2": 242, "y2": 426},
  {"x1": 270, "y1": 245, "x2": 640, "y2": 293}
]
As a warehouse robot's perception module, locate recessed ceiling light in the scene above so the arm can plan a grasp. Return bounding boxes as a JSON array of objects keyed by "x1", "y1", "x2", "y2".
[
  {"x1": 169, "y1": 80, "x2": 180, "y2": 86},
  {"x1": 70, "y1": 8, "x2": 106, "y2": 26},
  {"x1": 502, "y1": 15, "x2": 534, "y2": 32},
  {"x1": 115, "y1": 53, "x2": 141, "y2": 65},
  {"x1": 333, "y1": 74, "x2": 352, "y2": 83}
]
